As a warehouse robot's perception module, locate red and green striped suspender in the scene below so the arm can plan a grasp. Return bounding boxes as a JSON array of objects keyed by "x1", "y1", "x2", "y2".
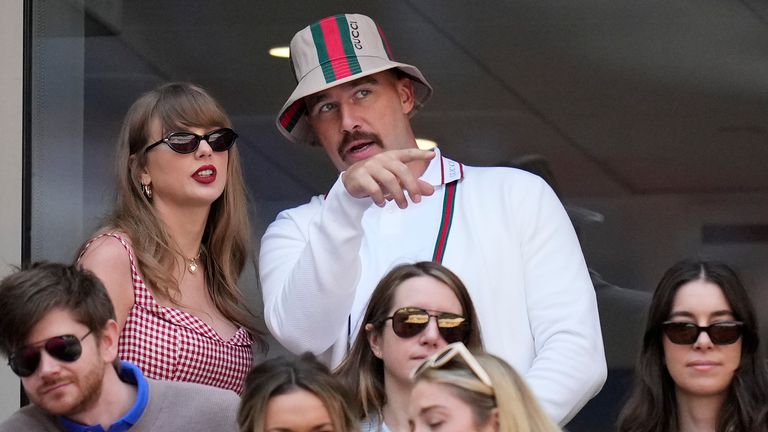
[
  {"x1": 432, "y1": 180, "x2": 458, "y2": 263},
  {"x1": 345, "y1": 180, "x2": 459, "y2": 350}
]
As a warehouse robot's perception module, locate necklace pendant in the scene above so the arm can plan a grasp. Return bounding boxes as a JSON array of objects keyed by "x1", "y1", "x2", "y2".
[{"x1": 185, "y1": 248, "x2": 202, "y2": 274}]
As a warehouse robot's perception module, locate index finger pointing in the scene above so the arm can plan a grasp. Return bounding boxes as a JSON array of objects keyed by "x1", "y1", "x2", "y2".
[{"x1": 390, "y1": 148, "x2": 437, "y2": 163}]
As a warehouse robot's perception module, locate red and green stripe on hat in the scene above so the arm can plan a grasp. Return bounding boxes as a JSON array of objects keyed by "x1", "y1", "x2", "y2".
[{"x1": 280, "y1": 14, "x2": 393, "y2": 133}]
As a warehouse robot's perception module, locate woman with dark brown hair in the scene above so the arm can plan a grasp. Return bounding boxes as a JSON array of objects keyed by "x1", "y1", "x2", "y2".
[
  {"x1": 618, "y1": 259, "x2": 768, "y2": 432},
  {"x1": 78, "y1": 82, "x2": 260, "y2": 394},
  {"x1": 334, "y1": 261, "x2": 483, "y2": 431}
]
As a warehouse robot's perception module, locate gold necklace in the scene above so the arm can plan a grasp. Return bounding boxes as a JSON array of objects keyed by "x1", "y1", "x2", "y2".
[{"x1": 186, "y1": 249, "x2": 202, "y2": 274}]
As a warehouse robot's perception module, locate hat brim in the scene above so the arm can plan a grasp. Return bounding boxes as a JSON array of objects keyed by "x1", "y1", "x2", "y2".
[{"x1": 276, "y1": 57, "x2": 432, "y2": 145}]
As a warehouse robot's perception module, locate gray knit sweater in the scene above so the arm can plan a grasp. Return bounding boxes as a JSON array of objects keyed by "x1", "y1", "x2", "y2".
[{"x1": 0, "y1": 378, "x2": 239, "y2": 431}]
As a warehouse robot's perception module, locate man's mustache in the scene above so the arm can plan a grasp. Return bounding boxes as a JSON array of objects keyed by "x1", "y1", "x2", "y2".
[{"x1": 338, "y1": 131, "x2": 382, "y2": 157}]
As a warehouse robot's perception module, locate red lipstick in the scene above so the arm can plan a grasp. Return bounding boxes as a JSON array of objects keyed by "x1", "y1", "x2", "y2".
[{"x1": 192, "y1": 165, "x2": 217, "y2": 184}]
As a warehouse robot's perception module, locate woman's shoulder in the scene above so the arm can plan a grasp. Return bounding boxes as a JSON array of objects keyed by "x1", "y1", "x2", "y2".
[
  {"x1": 77, "y1": 229, "x2": 138, "y2": 320},
  {"x1": 78, "y1": 230, "x2": 135, "y2": 271}
]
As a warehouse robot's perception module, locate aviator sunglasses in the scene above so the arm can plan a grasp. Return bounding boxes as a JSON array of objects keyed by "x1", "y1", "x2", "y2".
[
  {"x1": 144, "y1": 128, "x2": 237, "y2": 154},
  {"x1": 8, "y1": 331, "x2": 93, "y2": 377},
  {"x1": 382, "y1": 307, "x2": 469, "y2": 344},
  {"x1": 661, "y1": 320, "x2": 744, "y2": 345}
]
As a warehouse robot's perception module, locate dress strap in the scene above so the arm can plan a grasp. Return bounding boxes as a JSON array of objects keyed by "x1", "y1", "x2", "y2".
[{"x1": 78, "y1": 232, "x2": 153, "y2": 308}]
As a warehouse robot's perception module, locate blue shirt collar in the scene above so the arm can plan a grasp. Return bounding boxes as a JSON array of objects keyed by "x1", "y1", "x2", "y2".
[{"x1": 57, "y1": 361, "x2": 149, "y2": 432}]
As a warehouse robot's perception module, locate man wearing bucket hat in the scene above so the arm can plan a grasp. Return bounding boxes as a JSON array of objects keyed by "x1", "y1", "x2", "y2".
[{"x1": 260, "y1": 13, "x2": 606, "y2": 425}]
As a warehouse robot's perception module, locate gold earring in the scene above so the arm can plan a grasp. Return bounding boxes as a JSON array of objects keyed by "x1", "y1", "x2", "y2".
[{"x1": 141, "y1": 183, "x2": 153, "y2": 199}]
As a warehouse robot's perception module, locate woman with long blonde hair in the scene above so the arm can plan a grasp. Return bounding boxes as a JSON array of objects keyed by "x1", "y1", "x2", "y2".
[
  {"x1": 410, "y1": 342, "x2": 560, "y2": 432},
  {"x1": 78, "y1": 82, "x2": 260, "y2": 394}
]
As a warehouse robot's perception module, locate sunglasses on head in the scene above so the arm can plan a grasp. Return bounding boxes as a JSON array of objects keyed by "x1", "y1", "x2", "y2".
[
  {"x1": 144, "y1": 128, "x2": 237, "y2": 154},
  {"x1": 412, "y1": 342, "x2": 494, "y2": 391},
  {"x1": 8, "y1": 331, "x2": 92, "y2": 377},
  {"x1": 661, "y1": 320, "x2": 744, "y2": 345},
  {"x1": 382, "y1": 307, "x2": 469, "y2": 344}
]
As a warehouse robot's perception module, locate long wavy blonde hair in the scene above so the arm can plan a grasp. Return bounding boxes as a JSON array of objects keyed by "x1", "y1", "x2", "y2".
[
  {"x1": 103, "y1": 82, "x2": 258, "y2": 335},
  {"x1": 414, "y1": 351, "x2": 561, "y2": 432}
]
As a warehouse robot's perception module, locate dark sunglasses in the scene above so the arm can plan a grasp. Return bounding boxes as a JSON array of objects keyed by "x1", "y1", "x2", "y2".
[
  {"x1": 661, "y1": 320, "x2": 744, "y2": 345},
  {"x1": 144, "y1": 128, "x2": 237, "y2": 154},
  {"x1": 382, "y1": 307, "x2": 469, "y2": 343},
  {"x1": 8, "y1": 331, "x2": 92, "y2": 377}
]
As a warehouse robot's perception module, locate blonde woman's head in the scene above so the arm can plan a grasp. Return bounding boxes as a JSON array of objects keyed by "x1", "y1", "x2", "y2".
[{"x1": 410, "y1": 344, "x2": 560, "y2": 432}]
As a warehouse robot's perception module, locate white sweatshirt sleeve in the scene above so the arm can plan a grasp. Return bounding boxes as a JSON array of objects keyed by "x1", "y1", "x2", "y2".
[
  {"x1": 259, "y1": 175, "x2": 370, "y2": 354},
  {"x1": 517, "y1": 176, "x2": 607, "y2": 424}
]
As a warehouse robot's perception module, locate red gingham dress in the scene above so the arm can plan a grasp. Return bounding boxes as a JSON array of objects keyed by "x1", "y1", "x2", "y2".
[{"x1": 79, "y1": 233, "x2": 253, "y2": 394}]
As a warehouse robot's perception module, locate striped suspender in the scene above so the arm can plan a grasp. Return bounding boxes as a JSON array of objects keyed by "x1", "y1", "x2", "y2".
[
  {"x1": 346, "y1": 168, "x2": 461, "y2": 350},
  {"x1": 432, "y1": 180, "x2": 459, "y2": 263}
]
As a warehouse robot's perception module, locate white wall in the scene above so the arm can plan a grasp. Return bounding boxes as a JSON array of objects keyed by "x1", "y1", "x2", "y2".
[{"x1": 0, "y1": 0, "x2": 24, "y2": 421}]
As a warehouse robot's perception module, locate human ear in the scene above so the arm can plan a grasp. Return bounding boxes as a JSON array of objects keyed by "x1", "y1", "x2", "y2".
[
  {"x1": 396, "y1": 78, "x2": 415, "y2": 115},
  {"x1": 366, "y1": 323, "x2": 384, "y2": 359},
  {"x1": 487, "y1": 407, "x2": 500, "y2": 432},
  {"x1": 99, "y1": 319, "x2": 120, "y2": 363},
  {"x1": 129, "y1": 154, "x2": 151, "y2": 186}
]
